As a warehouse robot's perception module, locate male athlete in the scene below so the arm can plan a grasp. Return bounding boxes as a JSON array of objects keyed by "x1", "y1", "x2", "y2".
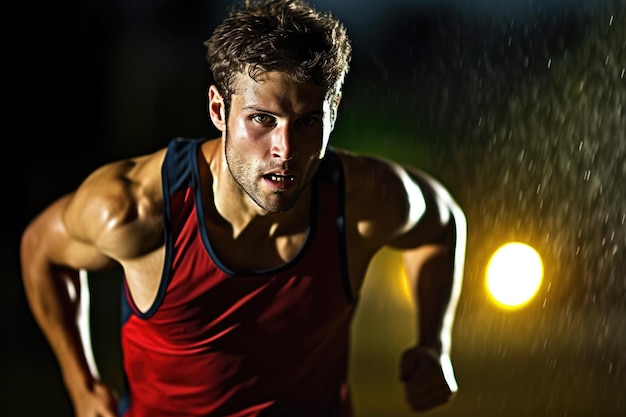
[{"x1": 20, "y1": 1, "x2": 466, "y2": 416}]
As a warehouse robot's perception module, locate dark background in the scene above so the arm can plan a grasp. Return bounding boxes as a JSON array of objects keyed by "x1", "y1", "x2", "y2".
[{"x1": 5, "y1": 0, "x2": 625, "y2": 416}]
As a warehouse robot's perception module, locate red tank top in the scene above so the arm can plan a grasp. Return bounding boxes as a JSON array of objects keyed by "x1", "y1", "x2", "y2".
[{"x1": 120, "y1": 138, "x2": 356, "y2": 417}]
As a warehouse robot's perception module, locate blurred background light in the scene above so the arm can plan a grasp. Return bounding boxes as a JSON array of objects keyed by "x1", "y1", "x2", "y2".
[{"x1": 486, "y1": 242, "x2": 544, "y2": 309}]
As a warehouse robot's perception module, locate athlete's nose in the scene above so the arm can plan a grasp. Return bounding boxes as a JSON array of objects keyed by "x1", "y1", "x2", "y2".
[{"x1": 271, "y1": 124, "x2": 296, "y2": 161}]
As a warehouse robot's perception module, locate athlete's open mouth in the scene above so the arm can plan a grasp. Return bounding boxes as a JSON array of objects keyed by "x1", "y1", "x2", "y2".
[{"x1": 264, "y1": 174, "x2": 295, "y2": 183}]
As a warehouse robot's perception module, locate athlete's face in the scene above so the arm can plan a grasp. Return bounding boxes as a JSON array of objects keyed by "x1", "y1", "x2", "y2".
[{"x1": 223, "y1": 71, "x2": 334, "y2": 213}]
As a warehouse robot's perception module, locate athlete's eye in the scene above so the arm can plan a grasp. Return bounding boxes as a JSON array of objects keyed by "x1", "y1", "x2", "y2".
[
  {"x1": 298, "y1": 115, "x2": 320, "y2": 127},
  {"x1": 251, "y1": 114, "x2": 276, "y2": 125}
]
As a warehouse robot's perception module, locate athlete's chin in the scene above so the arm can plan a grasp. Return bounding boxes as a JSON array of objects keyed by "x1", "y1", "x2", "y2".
[
  {"x1": 257, "y1": 192, "x2": 299, "y2": 213},
  {"x1": 264, "y1": 199, "x2": 297, "y2": 213}
]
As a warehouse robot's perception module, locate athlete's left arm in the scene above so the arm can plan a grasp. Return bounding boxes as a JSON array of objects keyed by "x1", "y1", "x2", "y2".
[{"x1": 385, "y1": 163, "x2": 467, "y2": 413}]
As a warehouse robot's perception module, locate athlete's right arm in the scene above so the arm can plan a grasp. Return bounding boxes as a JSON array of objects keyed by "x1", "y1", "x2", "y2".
[{"x1": 19, "y1": 160, "x2": 149, "y2": 417}]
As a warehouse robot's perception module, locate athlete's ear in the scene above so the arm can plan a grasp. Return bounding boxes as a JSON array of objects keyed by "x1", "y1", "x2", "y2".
[{"x1": 208, "y1": 85, "x2": 226, "y2": 132}]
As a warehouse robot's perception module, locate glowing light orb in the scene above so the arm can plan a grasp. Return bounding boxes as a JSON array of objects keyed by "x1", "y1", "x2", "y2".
[{"x1": 486, "y1": 242, "x2": 543, "y2": 308}]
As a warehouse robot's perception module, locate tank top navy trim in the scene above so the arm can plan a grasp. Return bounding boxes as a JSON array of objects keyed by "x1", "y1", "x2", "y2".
[
  {"x1": 331, "y1": 151, "x2": 352, "y2": 307},
  {"x1": 122, "y1": 137, "x2": 355, "y2": 322}
]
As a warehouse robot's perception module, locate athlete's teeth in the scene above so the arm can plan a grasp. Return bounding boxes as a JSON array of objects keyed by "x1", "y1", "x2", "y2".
[{"x1": 270, "y1": 174, "x2": 293, "y2": 182}]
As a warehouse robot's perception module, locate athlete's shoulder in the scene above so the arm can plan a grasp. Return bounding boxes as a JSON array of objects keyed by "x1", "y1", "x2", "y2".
[
  {"x1": 331, "y1": 149, "x2": 411, "y2": 244},
  {"x1": 334, "y1": 148, "x2": 406, "y2": 197},
  {"x1": 64, "y1": 146, "x2": 169, "y2": 259}
]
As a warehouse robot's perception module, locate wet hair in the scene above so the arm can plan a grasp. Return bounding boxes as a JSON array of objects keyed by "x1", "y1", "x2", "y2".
[{"x1": 204, "y1": 0, "x2": 352, "y2": 109}]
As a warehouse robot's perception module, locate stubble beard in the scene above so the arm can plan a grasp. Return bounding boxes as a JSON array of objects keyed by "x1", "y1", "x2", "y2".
[{"x1": 224, "y1": 133, "x2": 302, "y2": 213}]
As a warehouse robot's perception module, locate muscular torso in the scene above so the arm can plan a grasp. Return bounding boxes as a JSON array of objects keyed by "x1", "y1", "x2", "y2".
[{"x1": 88, "y1": 139, "x2": 403, "y2": 313}]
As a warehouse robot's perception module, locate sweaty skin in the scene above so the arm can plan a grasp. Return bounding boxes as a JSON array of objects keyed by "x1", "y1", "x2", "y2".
[{"x1": 21, "y1": 71, "x2": 465, "y2": 417}]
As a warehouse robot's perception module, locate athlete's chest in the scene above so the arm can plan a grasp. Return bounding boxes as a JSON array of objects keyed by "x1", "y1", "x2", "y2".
[
  {"x1": 156, "y1": 207, "x2": 351, "y2": 343},
  {"x1": 206, "y1": 226, "x2": 309, "y2": 273}
]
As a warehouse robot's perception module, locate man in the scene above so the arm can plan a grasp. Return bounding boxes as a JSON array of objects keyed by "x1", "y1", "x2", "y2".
[{"x1": 20, "y1": 0, "x2": 466, "y2": 416}]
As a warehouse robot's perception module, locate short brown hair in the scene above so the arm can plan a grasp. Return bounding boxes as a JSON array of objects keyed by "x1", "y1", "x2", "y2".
[{"x1": 204, "y1": 0, "x2": 352, "y2": 108}]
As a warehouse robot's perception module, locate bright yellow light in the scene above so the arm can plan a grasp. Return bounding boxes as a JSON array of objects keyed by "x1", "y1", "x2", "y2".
[{"x1": 486, "y1": 242, "x2": 543, "y2": 309}]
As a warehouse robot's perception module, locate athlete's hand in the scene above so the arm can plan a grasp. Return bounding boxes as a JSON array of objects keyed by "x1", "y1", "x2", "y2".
[
  {"x1": 399, "y1": 346, "x2": 458, "y2": 413},
  {"x1": 72, "y1": 380, "x2": 119, "y2": 417}
]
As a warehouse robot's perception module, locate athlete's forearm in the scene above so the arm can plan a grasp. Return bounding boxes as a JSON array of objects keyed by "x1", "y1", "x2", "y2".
[
  {"x1": 20, "y1": 237, "x2": 98, "y2": 404},
  {"x1": 404, "y1": 207, "x2": 466, "y2": 356}
]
